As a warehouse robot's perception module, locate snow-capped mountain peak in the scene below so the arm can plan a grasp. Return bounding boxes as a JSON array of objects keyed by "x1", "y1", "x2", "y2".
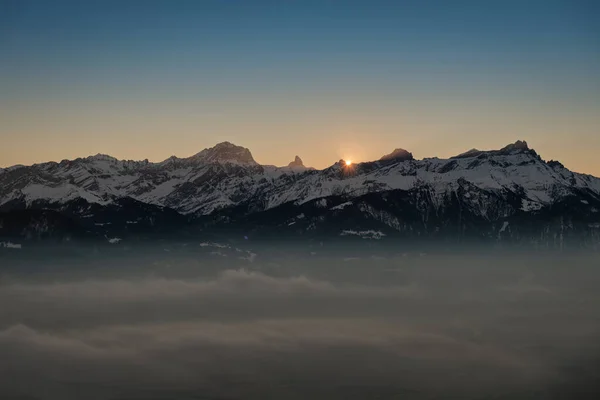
[
  {"x1": 1, "y1": 139, "x2": 600, "y2": 223},
  {"x1": 380, "y1": 148, "x2": 414, "y2": 162},
  {"x1": 188, "y1": 142, "x2": 257, "y2": 165}
]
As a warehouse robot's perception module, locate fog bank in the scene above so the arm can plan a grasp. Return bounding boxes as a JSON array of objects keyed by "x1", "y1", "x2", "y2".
[{"x1": 1, "y1": 256, "x2": 599, "y2": 399}]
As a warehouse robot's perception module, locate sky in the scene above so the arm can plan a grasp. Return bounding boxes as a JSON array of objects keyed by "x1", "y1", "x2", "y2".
[{"x1": 1, "y1": 0, "x2": 599, "y2": 173}]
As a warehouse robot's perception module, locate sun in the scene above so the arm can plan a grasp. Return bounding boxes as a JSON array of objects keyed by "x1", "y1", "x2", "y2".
[{"x1": 345, "y1": 160, "x2": 352, "y2": 166}]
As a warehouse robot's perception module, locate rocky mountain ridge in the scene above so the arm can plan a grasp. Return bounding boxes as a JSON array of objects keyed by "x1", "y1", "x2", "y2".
[{"x1": 1, "y1": 140, "x2": 600, "y2": 249}]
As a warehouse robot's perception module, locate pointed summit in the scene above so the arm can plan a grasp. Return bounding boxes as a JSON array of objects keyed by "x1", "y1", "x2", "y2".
[
  {"x1": 380, "y1": 148, "x2": 414, "y2": 162},
  {"x1": 190, "y1": 142, "x2": 257, "y2": 165},
  {"x1": 288, "y1": 155, "x2": 304, "y2": 168}
]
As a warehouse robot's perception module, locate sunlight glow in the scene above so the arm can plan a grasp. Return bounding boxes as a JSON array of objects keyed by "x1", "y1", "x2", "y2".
[{"x1": 346, "y1": 160, "x2": 352, "y2": 166}]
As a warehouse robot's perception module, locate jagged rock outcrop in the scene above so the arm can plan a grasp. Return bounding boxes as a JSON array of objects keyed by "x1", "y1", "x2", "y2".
[{"x1": 288, "y1": 156, "x2": 305, "y2": 168}]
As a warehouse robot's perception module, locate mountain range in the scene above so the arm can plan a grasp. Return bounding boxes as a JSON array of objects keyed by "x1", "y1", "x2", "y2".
[{"x1": 2, "y1": 140, "x2": 600, "y2": 250}]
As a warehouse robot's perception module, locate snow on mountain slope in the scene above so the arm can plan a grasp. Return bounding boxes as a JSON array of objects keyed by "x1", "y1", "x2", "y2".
[
  {"x1": 254, "y1": 143, "x2": 600, "y2": 214},
  {"x1": 1, "y1": 141, "x2": 599, "y2": 217}
]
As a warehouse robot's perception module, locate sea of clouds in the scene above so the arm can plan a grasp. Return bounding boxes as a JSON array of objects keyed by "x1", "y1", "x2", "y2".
[{"x1": 1, "y1": 257, "x2": 599, "y2": 399}]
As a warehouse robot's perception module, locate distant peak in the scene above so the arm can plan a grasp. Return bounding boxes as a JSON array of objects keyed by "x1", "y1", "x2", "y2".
[
  {"x1": 452, "y1": 140, "x2": 534, "y2": 159},
  {"x1": 213, "y1": 141, "x2": 236, "y2": 148},
  {"x1": 191, "y1": 142, "x2": 257, "y2": 165},
  {"x1": 288, "y1": 155, "x2": 304, "y2": 168},
  {"x1": 84, "y1": 154, "x2": 118, "y2": 162},
  {"x1": 451, "y1": 148, "x2": 483, "y2": 159},
  {"x1": 461, "y1": 148, "x2": 480, "y2": 156},
  {"x1": 547, "y1": 160, "x2": 564, "y2": 169},
  {"x1": 500, "y1": 140, "x2": 529, "y2": 152},
  {"x1": 380, "y1": 148, "x2": 414, "y2": 162}
]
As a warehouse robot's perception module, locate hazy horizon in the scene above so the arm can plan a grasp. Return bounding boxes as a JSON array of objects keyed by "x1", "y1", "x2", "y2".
[
  {"x1": 0, "y1": 138, "x2": 569, "y2": 168},
  {"x1": 2, "y1": 0, "x2": 600, "y2": 174}
]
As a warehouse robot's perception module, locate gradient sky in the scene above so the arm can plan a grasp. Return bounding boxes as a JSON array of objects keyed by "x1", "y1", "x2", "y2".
[{"x1": 1, "y1": 0, "x2": 599, "y2": 173}]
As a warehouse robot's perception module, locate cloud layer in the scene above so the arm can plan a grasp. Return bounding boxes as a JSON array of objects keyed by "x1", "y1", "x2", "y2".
[{"x1": 1, "y1": 263, "x2": 600, "y2": 399}]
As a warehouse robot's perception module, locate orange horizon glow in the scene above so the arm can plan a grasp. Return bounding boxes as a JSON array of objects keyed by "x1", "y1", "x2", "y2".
[
  {"x1": 2, "y1": 138, "x2": 600, "y2": 177},
  {"x1": 2, "y1": 2, "x2": 600, "y2": 177}
]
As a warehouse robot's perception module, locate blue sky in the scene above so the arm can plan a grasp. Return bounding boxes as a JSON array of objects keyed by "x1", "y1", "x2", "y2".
[{"x1": 1, "y1": 0, "x2": 599, "y2": 172}]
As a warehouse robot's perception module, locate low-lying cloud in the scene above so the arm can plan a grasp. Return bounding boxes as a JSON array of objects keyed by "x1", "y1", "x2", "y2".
[
  {"x1": 0, "y1": 319, "x2": 548, "y2": 400},
  {"x1": 1, "y1": 262, "x2": 599, "y2": 399}
]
